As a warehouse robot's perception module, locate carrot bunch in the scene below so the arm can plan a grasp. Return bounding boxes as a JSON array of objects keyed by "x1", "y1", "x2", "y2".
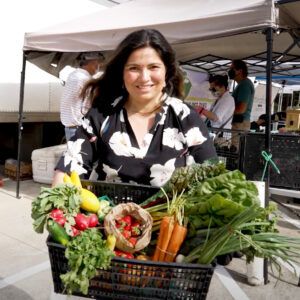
[{"x1": 153, "y1": 191, "x2": 187, "y2": 262}]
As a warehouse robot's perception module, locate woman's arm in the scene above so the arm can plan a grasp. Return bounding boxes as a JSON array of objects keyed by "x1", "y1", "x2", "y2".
[{"x1": 51, "y1": 170, "x2": 65, "y2": 187}]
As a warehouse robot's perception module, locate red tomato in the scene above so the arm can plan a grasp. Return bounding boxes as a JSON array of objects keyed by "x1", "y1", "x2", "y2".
[
  {"x1": 122, "y1": 230, "x2": 131, "y2": 239},
  {"x1": 128, "y1": 237, "x2": 137, "y2": 246},
  {"x1": 114, "y1": 249, "x2": 134, "y2": 259},
  {"x1": 120, "y1": 215, "x2": 132, "y2": 226}
]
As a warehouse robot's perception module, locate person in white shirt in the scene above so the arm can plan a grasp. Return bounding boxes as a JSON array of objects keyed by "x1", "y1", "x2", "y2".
[
  {"x1": 197, "y1": 74, "x2": 235, "y2": 130},
  {"x1": 60, "y1": 52, "x2": 104, "y2": 141}
]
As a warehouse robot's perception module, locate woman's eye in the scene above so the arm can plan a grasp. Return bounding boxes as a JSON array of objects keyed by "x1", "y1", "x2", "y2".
[
  {"x1": 128, "y1": 66, "x2": 138, "y2": 71},
  {"x1": 150, "y1": 65, "x2": 160, "y2": 70}
]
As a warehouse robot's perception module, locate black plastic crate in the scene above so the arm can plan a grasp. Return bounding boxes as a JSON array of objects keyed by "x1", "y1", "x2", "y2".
[
  {"x1": 81, "y1": 180, "x2": 159, "y2": 205},
  {"x1": 48, "y1": 181, "x2": 214, "y2": 300},
  {"x1": 47, "y1": 237, "x2": 214, "y2": 300},
  {"x1": 242, "y1": 133, "x2": 300, "y2": 190},
  {"x1": 210, "y1": 128, "x2": 246, "y2": 171}
]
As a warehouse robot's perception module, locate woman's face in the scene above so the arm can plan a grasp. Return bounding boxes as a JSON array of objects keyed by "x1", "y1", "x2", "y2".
[
  {"x1": 123, "y1": 46, "x2": 166, "y2": 104},
  {"x1": 209, "y1": 82, "x2": 224, "y2": 97}
]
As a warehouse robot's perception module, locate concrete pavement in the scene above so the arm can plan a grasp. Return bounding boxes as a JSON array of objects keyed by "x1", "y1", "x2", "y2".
[{"x1": 0, "y1": 177, "x2": 299, "y2": 300}]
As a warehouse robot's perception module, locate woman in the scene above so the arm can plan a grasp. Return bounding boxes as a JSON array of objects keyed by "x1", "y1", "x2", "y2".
[
  {"x1": 198, "y1": 74, "x2": 235, "y2": 129},
  {"x1": 52, "y1": 29, "x2": 217, "y2": 187}
]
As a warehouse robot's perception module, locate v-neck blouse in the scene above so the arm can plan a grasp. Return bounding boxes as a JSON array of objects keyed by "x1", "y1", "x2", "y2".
[{"x1": 56, "y1": 95, "x2": 217, "y2": 187}]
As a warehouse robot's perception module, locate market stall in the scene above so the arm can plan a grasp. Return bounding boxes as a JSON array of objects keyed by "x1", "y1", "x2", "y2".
[
  {"x1": 21, "y1": 0, "x2": 300, "y2": 296},
  {"x1": 18, "y1": 0, "x2": 300, "y2": 199}
]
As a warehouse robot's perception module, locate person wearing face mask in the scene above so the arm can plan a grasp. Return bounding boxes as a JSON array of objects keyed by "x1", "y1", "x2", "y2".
[
  {"x1": 60, "y1": 52, "x2": 104, "y2": 141},
  {"x1": 198, "y1": 74, "x2": 235, "y2": 130},
  {"x1": 228, "y1": 60, "x2": 255, "y2": 149}
]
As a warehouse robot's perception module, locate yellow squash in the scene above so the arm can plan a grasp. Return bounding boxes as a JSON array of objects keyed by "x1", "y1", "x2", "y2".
[
  {"x1": 70, "y1": 171, "x2": 82, "y2": 188},
  {"x1": 106, "y1": 234, "x2": 117, "y2": 251},
  {"x1": 63, "y1": 173, "x2": 73, "y2": 184},
  {"x1": 80, "y1": 188, "x2": 100, "y2": 213}
]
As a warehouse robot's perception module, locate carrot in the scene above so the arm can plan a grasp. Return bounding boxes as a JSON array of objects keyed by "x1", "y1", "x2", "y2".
[
  {"x1": 152, "y1": 215, "x2": 175, "y2": 261},
  {"x1": 164, "y1": 222, "x2": 187, "y2": 262}
]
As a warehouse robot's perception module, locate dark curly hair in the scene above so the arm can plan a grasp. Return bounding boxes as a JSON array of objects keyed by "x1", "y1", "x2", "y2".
[
  {"x1": 209, "y1": 74, "x2": 229, "y2": 89},
  {"x1": 81, "y1": 29, "x2": 184, "y2": 111}
]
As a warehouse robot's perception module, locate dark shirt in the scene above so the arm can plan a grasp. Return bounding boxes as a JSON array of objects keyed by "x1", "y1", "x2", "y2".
[{"x1": 56, "y1": 95, "x2": 217, "y2": 187}]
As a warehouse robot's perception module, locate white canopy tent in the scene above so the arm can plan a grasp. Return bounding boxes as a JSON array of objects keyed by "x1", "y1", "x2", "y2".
[
  {"x1": 17, "y1": 0, "x2": 300, "y2": 200},
  {"x1": 22, "y1": 0, "x2": 300, "y2": 77}
]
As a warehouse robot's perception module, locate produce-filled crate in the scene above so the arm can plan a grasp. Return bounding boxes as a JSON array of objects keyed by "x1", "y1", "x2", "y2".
[
  {"x1": 47, "y1": 180, "x2": 214, "y2": 300},
  {"x1": 47, "y1": 237, "x2": 214, "y2": 300}
]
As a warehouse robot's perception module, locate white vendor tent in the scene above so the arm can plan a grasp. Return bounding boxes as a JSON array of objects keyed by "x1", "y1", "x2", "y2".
[
  {"x1": 17, "y1": 0, "x2": 300, "y2": 196},
  {"x1": 23, "y1": 0, "x2": 300, "y2": 77}
]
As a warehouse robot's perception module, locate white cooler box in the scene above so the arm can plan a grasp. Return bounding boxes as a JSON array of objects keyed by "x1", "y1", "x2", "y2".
[{"x1": 31, "y1": 144, "x2": 67, "y2": 184}]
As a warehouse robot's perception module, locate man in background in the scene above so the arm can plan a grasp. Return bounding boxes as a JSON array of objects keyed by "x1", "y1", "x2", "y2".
[
  {"x1": 228, "y1": 60, "x2": 255, "y2": 150},
  {"x1": 60, "y1": 52, "x2": 104, "y2": 141}
]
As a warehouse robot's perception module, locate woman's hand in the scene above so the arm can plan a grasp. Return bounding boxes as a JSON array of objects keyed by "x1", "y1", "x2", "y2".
[{"x1": 51, "y1": 170, "x2": 65, "y2": 187}]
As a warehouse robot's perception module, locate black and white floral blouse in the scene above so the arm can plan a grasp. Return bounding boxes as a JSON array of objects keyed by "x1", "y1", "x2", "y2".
[{"x1": 56, "y1": 95, "x2": 217, "y2": 187}]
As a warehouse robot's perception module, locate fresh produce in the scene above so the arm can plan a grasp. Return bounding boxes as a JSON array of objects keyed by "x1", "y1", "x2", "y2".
[
  {"x1": 115, "y1": 214, "x2": 143, "y2": 246},
  {"x1": 80, "y1": 188, "x2": 100, "y2": 213},
  {"x1": 186, "y1": 194, "x2": 246, "y2": 236},
  {"x1": 188, "y1": 169, "x2": 260, "y2": 207},
  {"x1": 180, "y1": 202, "x2": 300, "y2": 274},
  {"x1": 71, "y1": 226, "x2": 80, "y2": 237},
  {"x1": 153, "y1": 191, "x2": 187, "y2": 262},
  {"x1": 31, "y1": 184, "x2": 81, "y2": 234},
  {"x1": 49, "y1": 208, "x2": 67, "y2": 226},
  {"x1": 136, "y1": 254, "x2": 150, "y2": 261},
  {"x1": 70, "y1": 171, "x2": 82, "y2": 188},
  {"x1": 141, "y1": 161, "x2": 227, "y2": 208},
  {"x1": 97, "y1": 198, "x2": 112, "y2": 221},
  {"x1": 114, "y1": 249, "x2": 134, "y2": 259},
  {"x1": 153, "y1": 216, "x2": 175, "y2": 261},
  {"x1": 104, "y1": 202, "x2": 153, "y2": 253},
  {"x1": 60, "y1": 228, "x2": 114, "y2": 295},
  {"x1": 74, "y1": 213, "x2": 90, "y2": 231},
  {"x1": 164, "y1": 221, "x2": 188, "y2": 262},
  {"x1": 87, "y1": 213, "x2": 99, "y2": 227},
  {"x1": 63, "y1": 173, "x2": 73, "y2": 184},
  {"x1": 106, "y1": 234, "x2": 117, "y2": 251},
  {"x1": 47, "y1": 219, "x2": 70, "y2": 246}
]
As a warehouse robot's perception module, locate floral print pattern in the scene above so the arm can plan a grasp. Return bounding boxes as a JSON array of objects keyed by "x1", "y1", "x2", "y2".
[{"x1": 56, "y1": 95, "x2": 217, "y2": 187}]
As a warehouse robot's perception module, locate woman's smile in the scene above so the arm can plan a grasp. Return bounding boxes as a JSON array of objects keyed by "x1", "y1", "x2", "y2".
[{"x1": 123, "y1": 46, "x2": 166, "y2": 106}]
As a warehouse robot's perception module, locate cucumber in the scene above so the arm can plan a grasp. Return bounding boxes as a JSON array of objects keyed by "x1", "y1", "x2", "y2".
[{"x1": 47, "y1": 219, "x2": 70, "y2": 246}]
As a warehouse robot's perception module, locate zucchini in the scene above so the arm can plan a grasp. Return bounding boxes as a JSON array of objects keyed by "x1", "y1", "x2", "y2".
[{"x1": 47, "y1": 219, "x2": 70, "y2": 246}]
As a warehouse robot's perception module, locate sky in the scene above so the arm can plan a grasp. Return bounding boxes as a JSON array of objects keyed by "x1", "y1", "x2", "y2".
[{"x1": 0, "y1": 0, "x2": 107, "y2": 83}]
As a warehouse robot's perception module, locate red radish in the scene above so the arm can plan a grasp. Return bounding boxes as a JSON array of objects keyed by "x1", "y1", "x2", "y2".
[
  {"x1": 50, "y1": 208, "x2": 64, "y2": 219},
  {"x1": 88, "y1": 214, "x2": 99, "y2": 227},
  {"x1": 74, "y1": 213, "x2": 89, "y2": 231},
  {"x1": 71, "y1": 226, "x2": 80, "y2": 237},
  {"x1": 55, "y1": 216, "x2": 66, "y2": 226}
]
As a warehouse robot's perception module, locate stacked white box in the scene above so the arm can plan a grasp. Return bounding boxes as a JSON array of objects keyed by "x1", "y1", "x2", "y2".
[{"x1": 31, "y1": 144, "x2": 67, "y2": 184}]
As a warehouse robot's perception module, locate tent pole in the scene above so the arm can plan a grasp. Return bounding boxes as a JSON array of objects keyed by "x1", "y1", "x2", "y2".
[
  {"x1": 16, "y1": 52, "x2": 27, "y2": 199},
  {"x1": 264, "y1": 26, "x2": 273, "y2": 285}
]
